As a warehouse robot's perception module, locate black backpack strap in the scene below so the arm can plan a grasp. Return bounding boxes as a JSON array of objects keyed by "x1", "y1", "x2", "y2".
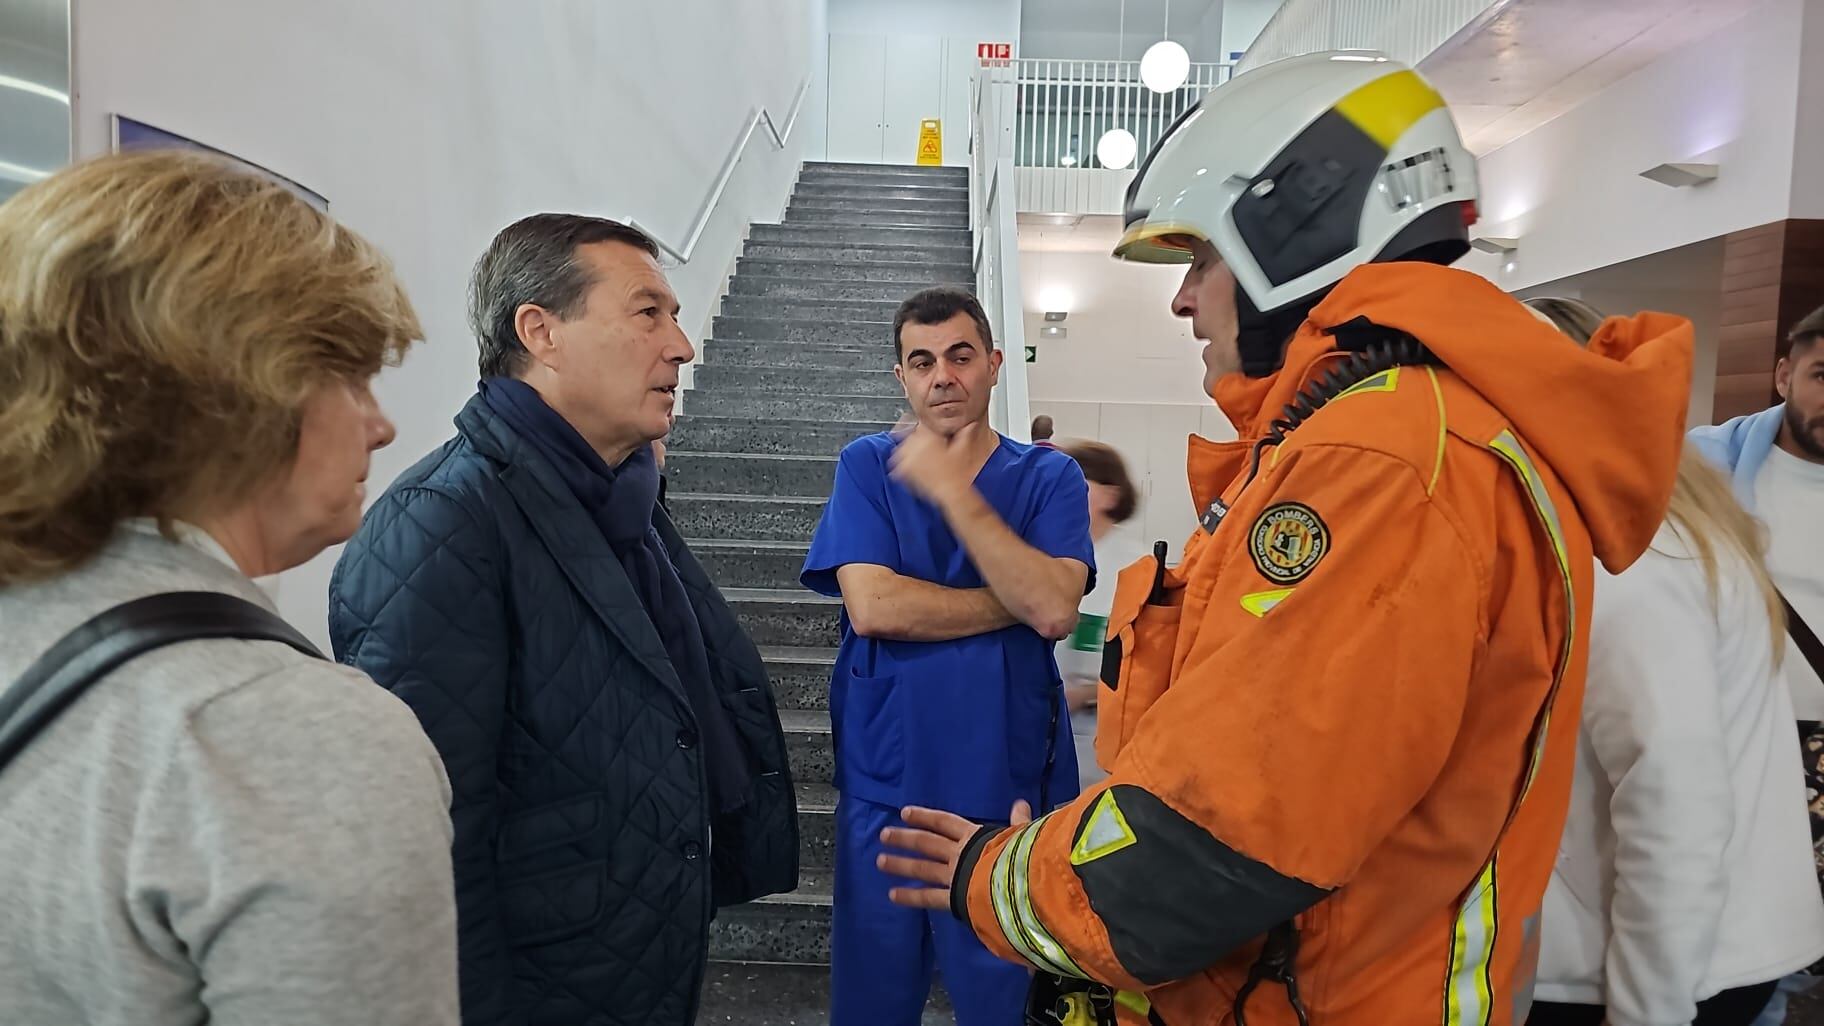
[
  {"x1": 0, "y1": 591, "x2": 322, "y2": 774},
  {"x1": 1784, "y1": 592, "x2": 1824, "y2": 683}
]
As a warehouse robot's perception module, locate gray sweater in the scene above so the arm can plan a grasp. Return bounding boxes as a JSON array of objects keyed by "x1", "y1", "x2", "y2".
[{"x1": 0, "y1": 524, "x2": 460, "y2": 1026}]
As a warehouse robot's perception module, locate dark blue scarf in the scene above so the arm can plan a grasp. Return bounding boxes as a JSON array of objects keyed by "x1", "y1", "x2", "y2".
[{"x1": 480, "y1": 378, "x2": 750, "y2": 813}]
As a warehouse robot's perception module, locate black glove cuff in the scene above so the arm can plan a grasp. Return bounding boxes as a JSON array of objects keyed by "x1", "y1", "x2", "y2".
[{"x1": 950, "y1": 824, "x2": 1001, "y2": 925}]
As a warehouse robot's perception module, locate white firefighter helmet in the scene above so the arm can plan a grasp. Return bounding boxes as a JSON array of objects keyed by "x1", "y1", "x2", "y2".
[{"x1": 1114, "y1": 52, "x2": 1479, "y2": 318}]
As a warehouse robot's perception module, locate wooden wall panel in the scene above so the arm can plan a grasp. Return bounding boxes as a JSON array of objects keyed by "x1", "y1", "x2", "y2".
[{"x1": 1713, "y1": 219, "x2": 1824, "y2": 422}]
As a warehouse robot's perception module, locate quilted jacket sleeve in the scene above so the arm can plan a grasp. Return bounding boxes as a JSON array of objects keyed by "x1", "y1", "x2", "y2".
[{"x1": 328, "y1": 487, "x2": 512, "y2": 1019}]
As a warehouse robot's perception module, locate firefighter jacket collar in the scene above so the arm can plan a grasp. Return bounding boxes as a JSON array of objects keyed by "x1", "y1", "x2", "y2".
[{"x1": 1213, "y1": 261, "x2": 1693, "y2": 575}]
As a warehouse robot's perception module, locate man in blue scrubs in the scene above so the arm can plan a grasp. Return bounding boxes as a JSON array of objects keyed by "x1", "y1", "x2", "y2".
[{"x1": 801, "y1": 286, "x2": 1094, "y2": 1025}]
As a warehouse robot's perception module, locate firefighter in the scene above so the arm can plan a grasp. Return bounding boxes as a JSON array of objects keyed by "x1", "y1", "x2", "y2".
[{"x1": 877, "y1": 52, "x2": 1695, "y2": 1026}]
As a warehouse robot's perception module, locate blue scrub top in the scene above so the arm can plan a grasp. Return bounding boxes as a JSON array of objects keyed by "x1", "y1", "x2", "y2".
[{"x1": 801, "y1": 431, "x2": 1096, "y2": 820}]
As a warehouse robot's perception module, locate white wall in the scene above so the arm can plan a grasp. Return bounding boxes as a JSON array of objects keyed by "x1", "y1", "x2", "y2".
[
  {"x1": 1019, "y1": 241, "x2": 1231, "y2": 551},
  {"x1": 1789, "y1": 0, "x2": 1824, "y2": 220},
  {"x1": 1220, "y1": 0, "x2": 1281, "y2": 60},
  {"x1": 827, "y1": 0, "x2": 1016, "y2": 165},
  {"x1": 69, "y1": 0, "x2": 822, "y2": 647},
  {"x1": 1456, "y1": 0, "x2": 1806, "y2": 292}
]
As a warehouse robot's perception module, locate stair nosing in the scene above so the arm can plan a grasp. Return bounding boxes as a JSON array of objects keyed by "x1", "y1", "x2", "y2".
[
  {"x1": 667, "y1": 451, "x2": 839, "y2": 463},
  {"x1": 685, "y1": 537, "x2": 814, "y2": 551},
  {"x1": 722, "y1": 586, "x2": 839, "y2": 603},
  {"x1": 668, "y1": 491, "x2": 828, "y2": 505}
]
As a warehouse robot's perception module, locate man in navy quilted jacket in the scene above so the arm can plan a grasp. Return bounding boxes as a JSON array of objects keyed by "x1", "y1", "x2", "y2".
[{"x1": 329, "y1": 214, "x2": 798, "y2": 1026}]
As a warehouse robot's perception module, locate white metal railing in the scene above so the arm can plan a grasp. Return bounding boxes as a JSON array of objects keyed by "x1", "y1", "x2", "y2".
[
  {"x1": 971, "y1": 62, "x2": 1031, "y2": 441},
  {"x1": 619, "y1": 78, "x2": 811, "y2": 264},
  {"x1": 1013, "y1": 58, "x2": 1231, "y2": 170}
]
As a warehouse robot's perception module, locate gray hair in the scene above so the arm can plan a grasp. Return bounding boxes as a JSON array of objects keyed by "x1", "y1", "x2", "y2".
[{"x1": 469, "y1": 213, "x2": 659, "y2": 378}]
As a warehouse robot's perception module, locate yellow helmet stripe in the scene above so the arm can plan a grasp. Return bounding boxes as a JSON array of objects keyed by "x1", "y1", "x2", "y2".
[{"x1": 1333, "y1": 69, "x2": 1446, "y2": 150}]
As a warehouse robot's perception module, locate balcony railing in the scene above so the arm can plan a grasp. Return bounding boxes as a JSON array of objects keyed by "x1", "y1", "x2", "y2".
[{"x1": 1012, "y1": 58, "x2": 1232, "y2": 170}]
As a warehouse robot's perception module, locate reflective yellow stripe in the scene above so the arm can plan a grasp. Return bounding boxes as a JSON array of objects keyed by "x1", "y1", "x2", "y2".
[
  {"x1": 989, "y1": 816, "x2": 1087, "y2": 979},
  {"x1": 1010, "y1": 822, "x2": 1089, "y2": 978},
  {"x1": 990, "y1": 819, "x2": 1067, "y2": 975},
  {"x1": 1425, "y1": 368, "x2": 1447, "y2": 496},
  {"x1": 1333, "y1": 366, "x2": 1401, "y2": 401},
  {"x1": 1445, "y1": 859, "x2": 1499, "y2": 1026},
  {"x1": 1487, "y1": 430, "x2": 1575, "y2": 797},
  {"x1": 1334, "y1": 69, "x2": 1447, "y2": 149},
  {"x1": 1240, "y1": 588, "x2": 1297, "y2": 618},
  {"x1": 1444, "y1": 431, "x2": 1577, "y2": 1026}
]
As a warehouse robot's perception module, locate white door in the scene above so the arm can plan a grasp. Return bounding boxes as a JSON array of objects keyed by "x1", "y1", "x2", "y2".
[
  {"x1": 881, "y1": 35, "x2": 945, "y2": 165},
  {"x1": 827, "y1": 34, "x2": 887, "y2": 163}
]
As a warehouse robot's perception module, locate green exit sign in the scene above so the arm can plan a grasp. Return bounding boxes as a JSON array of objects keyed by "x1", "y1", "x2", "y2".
[{"x1": 1024, "y1": 345, "x2": 1037, "y2": 363}]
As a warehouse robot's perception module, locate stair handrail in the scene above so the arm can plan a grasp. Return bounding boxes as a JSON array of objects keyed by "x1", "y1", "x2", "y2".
[
  {"x1": 971, "y1": 61, "x2": 1031, "y2": 441},
  {"x1": 620, "y1": 77, "x2": 812, "y2": 265}
]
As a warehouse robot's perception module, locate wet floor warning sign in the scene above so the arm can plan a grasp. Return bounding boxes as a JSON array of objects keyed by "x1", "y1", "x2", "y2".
[{"x1": 916, "y1": 119, "x2": 942, "y2": 166}]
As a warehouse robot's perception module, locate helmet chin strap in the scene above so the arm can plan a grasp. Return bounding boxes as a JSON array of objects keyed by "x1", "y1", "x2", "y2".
[{"x1": 1234, "y1": 283, "x2": 1325, "y2": 378}]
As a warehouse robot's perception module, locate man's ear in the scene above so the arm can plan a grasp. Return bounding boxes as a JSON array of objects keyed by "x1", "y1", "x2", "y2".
[
  {"x1": 1776, "y1": 355, "x2": 1793, "y2": 402},
  {"x1": 516, "y1": 303, "x2": 560, "y2": 370}
]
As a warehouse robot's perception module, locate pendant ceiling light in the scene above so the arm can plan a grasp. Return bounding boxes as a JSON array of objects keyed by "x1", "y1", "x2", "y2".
[
  {"x1": 1097, "y1": 129, "x2": 1138, "y2": 171},
  {"x1": 1097, "y1": 0, "x2": 1139, "y2": 170},
  {"x1": 1141, "y1": 0, "x2": 1191, "y2": 94}
]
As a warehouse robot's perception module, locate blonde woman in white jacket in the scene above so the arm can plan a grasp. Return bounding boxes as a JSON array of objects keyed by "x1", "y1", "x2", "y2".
[{"x1": 1525, "y1": 298, "x2": 1824, "y2": 1026}]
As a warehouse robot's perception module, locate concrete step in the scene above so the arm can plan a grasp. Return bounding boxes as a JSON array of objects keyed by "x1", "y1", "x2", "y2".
[
  {"x1": 729, "y1": 274, "x2": 964, "y2": 303},
  {"x1": 786, "y1": 207, "x2": 968, "y2": 229},
  {"x1": 697, "y1": 962, "x2": 954, "y2": 1025},
  {"x1": 693, "y1": 365, "x2": 901, "y2": 400},
  {"x1": 790, "y1": 779, "x2": 838, "y2": 871},
  {"x1": 686, "y1": 389, "x2": 907, "y2": 423},
  {"x1": 727, "y1": 587, "x2": 842, "y2": 649},
  {"x1": 796, "y1": 179, "x2": 969, "y2": 199},
  {"x1": 708, "y1": 867, "x2": 835, "y2": 964},
  {"x1": 742, "y1": 240, "x2": 973, "y2": 268},
  {"x1": 714, "y1": 315, "x2": 895, "y2": 347},
  {"x1": 667, "y1": 415, "x2": 889, "y2": 458},
  {"x1": 668, "y1": 492, "x2": 825, "y2": 543},
  {"x1": 702, "y1": 339, "x2": 884, "y2": 372},
  {"x1": 736, "y1": 256, "x2": 972, "y2": 285},
  {"x1": 804, "y1": 160, "x2": 969, "y2": 180},
  {"x1": 800, "y1": 167, "x2": 973, "y2": 189},
  {"x1": 693, "y1": 361, "x2": 901, "y2": 397},
  {"x1": 749, "y1": 223, "x2": 971, "y2": 250},
  {"x1": 719, "y1": 295, "x2": 904, "y2": 324},
  {"x1": 666, "y1": 451, "x2": 836, "y2": 497},
  {"x1": 781, "y1": 707, "x2": 833, "y2": 785},
  {"x1": 792, "y1": 194, "x2": 969, "y2": 214},
  {"x1": 760, "y1": 644, "x2": 834, "y2": 712},
  {"x1": 692, "y1": 539, "x2": 812, "y2": 590}
]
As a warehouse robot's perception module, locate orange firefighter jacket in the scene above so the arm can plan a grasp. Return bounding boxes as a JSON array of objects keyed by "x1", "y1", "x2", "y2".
[{"x1": 953, "y1": 263, "x2": 1693, "y2": 1026}]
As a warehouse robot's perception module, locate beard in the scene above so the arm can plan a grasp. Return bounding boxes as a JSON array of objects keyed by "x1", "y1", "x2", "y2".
[{"x1": 1785, "y1": 401, "x2": 1824, "y2": 461}]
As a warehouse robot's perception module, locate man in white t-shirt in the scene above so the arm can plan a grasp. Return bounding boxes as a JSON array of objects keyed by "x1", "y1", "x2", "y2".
[{"x1": 1691, "y1": 304, "x2": 1824, "y2": 717}]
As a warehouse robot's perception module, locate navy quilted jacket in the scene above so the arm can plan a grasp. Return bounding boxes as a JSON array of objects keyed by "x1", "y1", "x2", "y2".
[{"x1": 329, "y1": 397, "x2": 798, "y2": 1026}]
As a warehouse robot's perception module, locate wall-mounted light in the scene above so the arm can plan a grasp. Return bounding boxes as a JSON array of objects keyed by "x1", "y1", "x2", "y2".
[
  {"x1": 1037, "y1": 288, "x2": 1075, "y2": 313},
  {"x1": 1639, "y1": 162, "x2": 1719, "y2": 188},
  {"x1": 1040, "y1": 323, "x2": 1068, "y2": 339},
  {"x1": 1469, "y1": 236, "x2": 1519, "y2": 255}
]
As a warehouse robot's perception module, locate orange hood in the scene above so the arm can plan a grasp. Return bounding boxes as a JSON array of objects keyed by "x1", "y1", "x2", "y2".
[{"x1": 1217, "y1": 263, "x2": 1692, "y2": 574}]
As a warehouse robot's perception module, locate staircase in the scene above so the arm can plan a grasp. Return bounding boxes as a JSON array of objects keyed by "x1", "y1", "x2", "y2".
[{"x1": 683, "y1": 161, "x2": 971, "y2": 1024}]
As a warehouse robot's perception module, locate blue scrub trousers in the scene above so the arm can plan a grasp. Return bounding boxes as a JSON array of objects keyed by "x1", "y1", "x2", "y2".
[{"x1": 831, "y1": 796, "x2": 1031, "y2": 1026}]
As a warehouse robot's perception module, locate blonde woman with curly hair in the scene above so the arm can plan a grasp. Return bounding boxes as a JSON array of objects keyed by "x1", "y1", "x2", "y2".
[
  {"x1": 0, "y1": 151, "x2": 459, "y2": 1026},
  {"x1": 1523, "y1": 297, "x2": 1824, "y2": 1026}
]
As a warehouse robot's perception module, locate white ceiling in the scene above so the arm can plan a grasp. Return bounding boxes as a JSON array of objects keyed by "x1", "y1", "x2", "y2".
[
  {"x1": 1422, "y1": 0, "x2": 1758, "y2": 154},
  {"x1": 1020, "y1": 0, "x2": 1221, "y2": 37},
  {"x1": 1017, "y1": 212, "x2": 1128, "y2": 252}
]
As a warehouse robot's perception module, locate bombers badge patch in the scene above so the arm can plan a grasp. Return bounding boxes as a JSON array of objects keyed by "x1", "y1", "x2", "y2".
[{"x1": 1249, "y1": 502, "x2": 1329, "y2": 584}]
